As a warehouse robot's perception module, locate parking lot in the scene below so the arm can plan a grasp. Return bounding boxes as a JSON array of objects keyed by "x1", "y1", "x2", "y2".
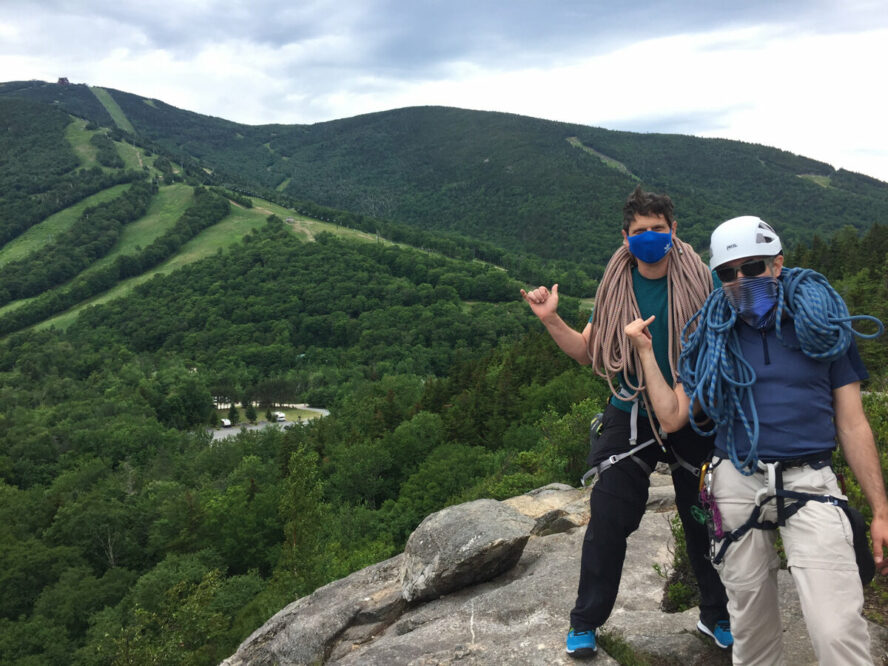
[{"x1": 208, "y1": 406, "x2": 329, "y2": 442}]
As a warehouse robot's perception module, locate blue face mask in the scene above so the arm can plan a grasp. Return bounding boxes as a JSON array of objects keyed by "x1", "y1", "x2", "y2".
[
  {"x1": 725, "y1": 276, "x2": 779, "y2": 329},
  {"x1": 626, "y1": 230, "x2": 673, "y2": 264}
]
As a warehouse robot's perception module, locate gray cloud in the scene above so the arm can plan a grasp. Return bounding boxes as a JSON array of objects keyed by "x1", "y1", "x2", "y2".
[{"x1": 6, "y1": 0, "x2": 886, "y2": 77}]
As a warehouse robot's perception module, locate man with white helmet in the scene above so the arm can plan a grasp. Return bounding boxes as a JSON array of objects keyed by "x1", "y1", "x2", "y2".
[{"x1": 626, "y1": 215, "x2": 888, "y2": 664}]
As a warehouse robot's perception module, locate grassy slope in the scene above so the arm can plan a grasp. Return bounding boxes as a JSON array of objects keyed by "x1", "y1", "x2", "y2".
[
  {"x1": 115, "y1": 135, "x2": 148, "y2": 171},
  {"x1": 33, "y1": 189, "x2": 445, "y2": 332},
  {"x1": 0, "y1": 109, "x2": 427, "y2": 333},
  {"x1": 0, "y1": 183, "x2": 131, "y2": 267},
  {"x1": 65, "y1": 111, "x2": 148, "y2": 172},
  {"x1": 32, "y1": 194, "x2": 382, "y2": 330},
  {"x1": 34, "y1": 198, "x2": 269, "y2": 330},
  {"x1": 90, "y1": 86, "x2": 136, "y2": 134},
  {"x1": 68, "y1": 99, "x2": 146, "y2": 172},
  {"x1": 65, "y1": 117, "x2": 100, "y2": 167},
  {"x1": 0, "y1": 114, "x2": 162, "y2": 267},
  {"x1": 82, "y1": 184, "x2": 197, "y2": 271},
  {"x1": 0, "y1": 96, "x2": 523, "y2": 335}
]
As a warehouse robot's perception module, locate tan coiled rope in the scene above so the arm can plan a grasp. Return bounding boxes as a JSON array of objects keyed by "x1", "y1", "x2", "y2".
[{"x1": 588, "y1": 237, "x2": 713, "y2": 404}]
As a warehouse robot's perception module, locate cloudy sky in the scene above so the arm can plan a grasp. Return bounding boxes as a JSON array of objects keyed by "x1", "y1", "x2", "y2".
[{"x1": 2, "y1": 0, "x2": 887, "y2": 182}]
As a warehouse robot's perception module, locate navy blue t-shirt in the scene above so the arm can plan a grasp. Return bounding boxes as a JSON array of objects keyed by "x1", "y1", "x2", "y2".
[{"x1": 715, "y1": 318, "x2": 868, "y2": 460}]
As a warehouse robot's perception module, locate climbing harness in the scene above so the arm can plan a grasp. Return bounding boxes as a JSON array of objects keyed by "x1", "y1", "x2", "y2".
[
  {"x1": 678, "y1": 267, "x2": 884, "y2": 475},
  {"x1": 702, "y1": 456, "x2": 875, "y2": 585},
  {"x1": 669, "y1": 445, "x2": 701, "y2": 477},
  {"x1": 580, "y1": 434, "x2": 656, "y2": 487},
  {"x1": 580, "y1": 396, "x2": 700, "y2": 487},
  {"x1": 580, "y1": 401, "x2": 659, "y2": 487}
]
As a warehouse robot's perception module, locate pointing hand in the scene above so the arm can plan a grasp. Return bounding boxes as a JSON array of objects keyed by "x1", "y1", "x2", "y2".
[{"x1": 624, "y1": 315, "x2": 656, "y2": 351}]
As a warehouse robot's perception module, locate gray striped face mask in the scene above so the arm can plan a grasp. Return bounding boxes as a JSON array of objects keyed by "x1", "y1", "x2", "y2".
[{"x1": 725, "y1": 276, "x2": 779, "y2": 329}]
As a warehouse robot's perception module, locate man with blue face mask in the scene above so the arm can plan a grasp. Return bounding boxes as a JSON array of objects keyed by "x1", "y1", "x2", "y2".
[
  {"x1": 626, "y1": 215, "x2": 888, "y2": 664},
  {"x1": 522, "y1": 186, "x2": 731, "y2": 658}
]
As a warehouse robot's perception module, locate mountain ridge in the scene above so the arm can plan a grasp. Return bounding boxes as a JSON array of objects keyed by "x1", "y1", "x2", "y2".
[{"x1": 4, "y1": 79, "x2": 887, "y2": 273}]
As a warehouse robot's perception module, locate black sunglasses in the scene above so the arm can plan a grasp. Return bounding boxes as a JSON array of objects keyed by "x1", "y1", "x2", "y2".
[{"x1": 716, "y1": 259, "x2": 768, "y2": 283}]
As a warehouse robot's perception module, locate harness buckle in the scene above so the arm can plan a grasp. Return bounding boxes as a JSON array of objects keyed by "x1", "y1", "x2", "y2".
[
  {"x1": 754, "y1": 487, "x2": 770, "y2": 506},
  {"x1": 608, "y1": 454, "x2": 619, "y2": 465}
]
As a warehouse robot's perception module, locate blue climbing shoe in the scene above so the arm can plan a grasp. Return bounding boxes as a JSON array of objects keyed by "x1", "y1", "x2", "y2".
[
  {"x1": 697, "y1": 618, "x2": 733, "y2": 648},
  {"x1": 566, "y1": 627, "x2": 597, "y2": 658}
]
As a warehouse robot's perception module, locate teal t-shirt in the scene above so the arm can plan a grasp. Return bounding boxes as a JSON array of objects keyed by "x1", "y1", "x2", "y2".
[{"x1": 589, "y1": 267, "x2": 719, "y2": 414}]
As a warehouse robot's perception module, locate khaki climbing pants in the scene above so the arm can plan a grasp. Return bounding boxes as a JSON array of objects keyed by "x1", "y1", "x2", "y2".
[{"x1": 710, "y1": 456, "x2": 872, "y2": 666}]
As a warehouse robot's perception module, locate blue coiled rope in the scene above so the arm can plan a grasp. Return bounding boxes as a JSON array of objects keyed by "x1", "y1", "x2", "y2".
[{"x1": 678, "y1": 267, "x2": 883, "y2": 474}]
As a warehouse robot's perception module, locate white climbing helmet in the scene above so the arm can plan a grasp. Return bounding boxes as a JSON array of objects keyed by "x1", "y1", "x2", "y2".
[{"x1": 709, "y1": 216, "x2": 782, "y2": 269}]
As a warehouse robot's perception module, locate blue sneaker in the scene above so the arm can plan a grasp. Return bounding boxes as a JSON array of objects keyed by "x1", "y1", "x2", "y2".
[
  {"x1": 697, "y1": 619, "x2": 733, "y2": 648},
  {"x1": 566, "y1": 627, "x2": 597, "y2": 658}
]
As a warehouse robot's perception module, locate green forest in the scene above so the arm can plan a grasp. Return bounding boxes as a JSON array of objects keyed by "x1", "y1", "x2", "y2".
[
  {"x1": 0, "y1": 81, "x2": 887, "y2": 664},
  {"x1": 0, "y1": 219, "x2": 611, "y2": 664}
]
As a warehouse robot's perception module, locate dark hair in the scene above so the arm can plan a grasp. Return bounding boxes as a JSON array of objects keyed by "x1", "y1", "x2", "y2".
[{"x1": 622, "y1": 185, "x2": 675, "y2": 232}]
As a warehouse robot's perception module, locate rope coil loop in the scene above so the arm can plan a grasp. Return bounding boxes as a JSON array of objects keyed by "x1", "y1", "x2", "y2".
[
  {"x1": 679, "y1": 266, "x2": 884, "y2": 474},
  {"x1": 585, "y1": 239, "x2": 713, "y2": 448},
  {"x1": 588, "y1": 238, "x2": 712, "y2": 400}
]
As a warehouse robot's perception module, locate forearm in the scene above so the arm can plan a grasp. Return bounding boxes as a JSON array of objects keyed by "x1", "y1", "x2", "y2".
[
  {"x1": 539, "y1": 314, "x2": 592, "y2": 365},
  {"x1": 833, "y1": 383, "x2": 888, "y2": 573},
  {"x1": 839, "y1": 424, "x2": 888, "y2": 520},
  {"x1": 637, "y1": 346, "x2": 687, "y2": 432},
  {"x1": 839, "y1": 423, "x2": 888, "y2": 573}
]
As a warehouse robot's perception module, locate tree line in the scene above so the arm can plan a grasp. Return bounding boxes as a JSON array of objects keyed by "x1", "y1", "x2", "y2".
[
  {"x1": 0, "y1": 186, "x2": 230, "y2": 336},
  {"x1": 89, "y1": 132, "x2": 125, "y2": 169},
  {"x1": 0, "y1": 167, "x2": 144, "y2": 249},
  {"x1": 0, "y1": 179, "x2": 156, "y2": 305}
]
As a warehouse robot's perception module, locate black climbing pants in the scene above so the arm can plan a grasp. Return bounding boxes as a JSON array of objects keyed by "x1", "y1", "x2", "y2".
[{"x1": 569, "y1": 403, "x2": 728, "y2": 631}]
